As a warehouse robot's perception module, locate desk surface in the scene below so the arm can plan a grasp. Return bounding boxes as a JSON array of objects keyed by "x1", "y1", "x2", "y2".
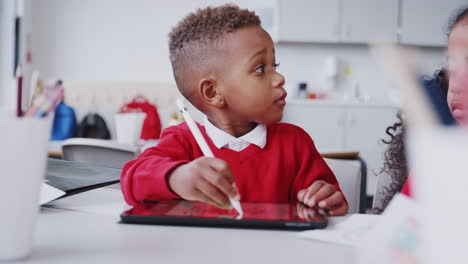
[{"x1": 25, "y1": 186, "x2": 355, "y2": 263}]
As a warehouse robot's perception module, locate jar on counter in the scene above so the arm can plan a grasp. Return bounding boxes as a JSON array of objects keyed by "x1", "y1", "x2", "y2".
[{"x1": 297, "y1": 82, "x2": 308, "y2": 99}]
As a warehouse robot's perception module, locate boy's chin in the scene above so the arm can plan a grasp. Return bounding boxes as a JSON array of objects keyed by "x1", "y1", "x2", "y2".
[{"x1": 263, "y1": 114, "x2": 284, "y2": 124}]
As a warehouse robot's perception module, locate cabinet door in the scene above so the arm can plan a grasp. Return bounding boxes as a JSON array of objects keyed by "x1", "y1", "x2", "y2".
[
  {"x1": 277, "y1": 0, "x2": 341, "y2": 43},
  {"x1": 282, "y1": 103, "x2": 346, "y2": 151},
  {"x1": 341, "y1": 0, "x2": 398, "y2": 43},
  {"x1": 344, "y1": 106, "x2": 398, "y2": 195},
  {"x1": 400, "y1": 0, "x2": 466, "y2": 47}
]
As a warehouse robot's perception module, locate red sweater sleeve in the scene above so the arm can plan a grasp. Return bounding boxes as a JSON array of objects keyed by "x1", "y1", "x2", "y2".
[
  {"x1": 120, "y1": 124, "x2": 191, "y2": 205},
  {"x1": 290, "y1": 127, "x2": 343, "y2": 202}
]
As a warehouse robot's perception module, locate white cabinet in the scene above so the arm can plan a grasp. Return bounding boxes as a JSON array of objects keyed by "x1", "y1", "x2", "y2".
[
  {"x1": 400, "y1": 0, "x2": 466, "y2": 47},
  {"x1": 277, "y1": 0, "x2": 341, "y2": 43},
  {"x1": 282, "y1": 100, "x2": 398, "y2": 195},
  {"x1": 281, "y1": 103, "x2": 346, "y2": 150},
  {"x1": 341, "y1": 0, "x2": 398, "y2": 43},
  {"x1": 276, "y1": 0, "x2": 398, "y2": 44},
  {"x1": 344, "y1": 106, "x2": 398, "y2": 196},
  {"x1": 276, "y1": 0, "x2": 467, "y2": 46}
]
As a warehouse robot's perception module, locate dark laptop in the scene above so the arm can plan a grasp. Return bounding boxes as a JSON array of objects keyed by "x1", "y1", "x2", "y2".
[{"x1": 45, "y1": 158, "x2": 120, "y2": 199}]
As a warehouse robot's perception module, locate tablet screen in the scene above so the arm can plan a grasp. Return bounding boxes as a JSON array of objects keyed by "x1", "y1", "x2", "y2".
[{"x1": 123, "y1": 200, "x2": 327, "y2": 223}]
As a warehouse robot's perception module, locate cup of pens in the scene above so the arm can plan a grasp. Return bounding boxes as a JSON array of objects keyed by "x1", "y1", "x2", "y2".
[
  {"x1": 0, "y1": 78, "x2": 62, "y2": 260},
  {"x1": 0, "y1": 115, "x2": 52, "y2": 260}
]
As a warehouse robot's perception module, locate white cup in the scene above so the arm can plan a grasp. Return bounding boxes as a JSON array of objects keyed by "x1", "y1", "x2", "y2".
[
  {"x1": 0, "y1": 116, "x2": 51, "y2": 260},
  {"x1": 408, "y1": 128, "x2": 468, "y2": 264},
  {"x1": 114, "y1": 112, "x2": 146, "y2": 145}
]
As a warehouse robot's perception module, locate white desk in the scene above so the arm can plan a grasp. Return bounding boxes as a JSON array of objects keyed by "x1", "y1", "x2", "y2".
[{"x1": 24, "y1": 187, "x2": 355, "y2": 263}]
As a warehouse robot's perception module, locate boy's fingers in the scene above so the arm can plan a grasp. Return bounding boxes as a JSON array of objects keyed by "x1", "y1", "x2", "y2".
[
  {"x1": 307, "y1": 184, "x2": 336, "y2": 207},
  {"x1": 328, "y1": 203, "x2": 348, "y2": 216},
  {"x1": 303, "y1": 190, "x2": 316, "y2": 207},
  {"x1": 297, "y1": 189, "x2": 307, "y2": 202},
  {"x1": 196, "y1": 179, "x2": 231, "y2": 209},
  {"x1": 208, "y1": 158, "x2": 234, "y2": 182},
  {"x1": 303, "y1": 181, "x2": 326, "y2": 207},
  {"x1": 195, "y1": 191, "x2": 225, "y2": 209},
  {"x1": 202, "y1": 168, "x2": 239, "y2": 199},
  {"x1": 304, "y1": 181, "x2": 326, "y2": 201},
  {"x1": 318, "y1": 192, "x2": 345, "y2": 208}
]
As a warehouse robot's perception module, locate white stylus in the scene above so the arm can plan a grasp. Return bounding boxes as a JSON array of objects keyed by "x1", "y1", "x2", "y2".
[{"x1": 176, "y1": 99, "x2": 243, "y2": 216}]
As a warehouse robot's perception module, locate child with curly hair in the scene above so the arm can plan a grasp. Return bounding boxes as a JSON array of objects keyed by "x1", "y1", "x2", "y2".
[{"x1": 374, "y1": 6, "x2": 468, "y2": 213}]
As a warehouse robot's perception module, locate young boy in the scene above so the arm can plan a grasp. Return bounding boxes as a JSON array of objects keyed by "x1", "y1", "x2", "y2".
[{"x1": 121, "y1": 4, "x2": 348, "y2": 216}]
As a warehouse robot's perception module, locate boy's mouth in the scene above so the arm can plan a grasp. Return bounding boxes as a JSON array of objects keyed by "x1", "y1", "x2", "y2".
[{"x1": 274, "y1": 91, "x2": 287, "y2": 105}]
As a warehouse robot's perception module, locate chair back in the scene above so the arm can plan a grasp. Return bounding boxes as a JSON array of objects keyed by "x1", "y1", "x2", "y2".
[{"x1": 324, "y1": 158, "x2": 364, "y2": 214}]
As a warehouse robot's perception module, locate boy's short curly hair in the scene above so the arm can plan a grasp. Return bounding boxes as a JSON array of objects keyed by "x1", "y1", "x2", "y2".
[{"x1": 168, "y1": 4, "x2": 260, "y2": 98}]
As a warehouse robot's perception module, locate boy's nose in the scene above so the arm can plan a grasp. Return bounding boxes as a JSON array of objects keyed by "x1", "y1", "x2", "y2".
[{"x1": 273, "y1": 72, "x2": 285, "y2": 88}]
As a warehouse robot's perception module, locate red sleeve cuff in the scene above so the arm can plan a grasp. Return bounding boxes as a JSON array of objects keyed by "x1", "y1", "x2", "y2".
[{"x1": 133, "y1": 160, "x2": 188, "y2": 202}]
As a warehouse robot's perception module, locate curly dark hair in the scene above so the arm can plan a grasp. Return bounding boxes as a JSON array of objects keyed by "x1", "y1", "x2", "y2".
[
  {"x1": 168, "y1": 4, "x2": 260, "y2": 98},
  {"x1": 374, "y1": 70, "x2": 449, "y2": 213},
  {"x1": 375, "y1": 113, "x2": 408, "y2": 212}
]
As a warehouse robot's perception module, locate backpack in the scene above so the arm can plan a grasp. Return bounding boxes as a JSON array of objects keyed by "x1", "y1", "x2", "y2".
[
  {"x1": 76, "y1": 113, "x2": 111, "y2": 139},
  {"x1": 120, "y1": 96, "x2": 162, "y2": 140},
  {"x1": 51, "y1": 102, "x2": 77, "y2": 140}
]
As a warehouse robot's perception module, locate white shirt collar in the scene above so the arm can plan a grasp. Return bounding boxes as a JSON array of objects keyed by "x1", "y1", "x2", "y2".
[{"x1": 203, "y1": 116, "x2": 267, "y2": 152}]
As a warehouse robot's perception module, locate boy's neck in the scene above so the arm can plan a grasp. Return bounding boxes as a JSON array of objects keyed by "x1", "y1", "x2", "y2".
[{"x1": 206, "y1": 116, "x2": 257, "y2": 138}]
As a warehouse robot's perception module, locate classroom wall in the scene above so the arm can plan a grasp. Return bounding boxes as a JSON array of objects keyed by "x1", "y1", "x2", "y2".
[{"x1": 28, "y1": 0, "x2": 445, "y2": 106}]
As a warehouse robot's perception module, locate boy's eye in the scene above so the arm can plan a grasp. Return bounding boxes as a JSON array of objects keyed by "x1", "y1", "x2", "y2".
[
  {"x1": 255, "y1": 65, "x2": 265, "y2": 73},
  {"x1": 254, "y1": 62, "x2": 280, "y2": 73}
]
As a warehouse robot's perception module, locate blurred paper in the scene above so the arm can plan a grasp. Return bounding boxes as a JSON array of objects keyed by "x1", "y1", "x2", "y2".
[
  {"x1": 39, "y1": 183, "x2": 65, "y2": 205},
  {"x1": 409, "y1": 129, "x2": 468, "y2": 264},
  {"x1": 298, "y1": 214, "x2": 381, "y2": 246},
  {"x1": 356, "y1": 194, "x2": 422, "y2": 264}
]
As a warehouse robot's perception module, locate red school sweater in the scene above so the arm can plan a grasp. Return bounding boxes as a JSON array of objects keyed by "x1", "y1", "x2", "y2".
[{"x1": 120, "y1": 122, "x2": 341, "y2": 206}]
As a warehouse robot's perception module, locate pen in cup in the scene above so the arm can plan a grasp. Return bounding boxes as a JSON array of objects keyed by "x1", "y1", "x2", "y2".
[
  {"x1": 176, "y1": 99, "x2": 243, "y2": 216},
  {"x1": 25, "y1": 80, "x2": 64, "y2": 118}
]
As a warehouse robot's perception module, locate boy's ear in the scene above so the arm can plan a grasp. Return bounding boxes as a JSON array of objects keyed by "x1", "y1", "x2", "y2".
[{"x1": 199, "y1": 78, "x2": 225, "y2": 108}]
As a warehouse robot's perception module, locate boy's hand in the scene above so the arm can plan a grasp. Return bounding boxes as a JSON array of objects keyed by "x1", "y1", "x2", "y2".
[
  {"x1": 168, "y1": 157, "x2": 240, "y2": 209},
  {"x1": 297, "y1": 180, "x2": 348, "y2": 216},
  {"x1": 296, "y1": 203, "x2": 327, "y2": 222}
]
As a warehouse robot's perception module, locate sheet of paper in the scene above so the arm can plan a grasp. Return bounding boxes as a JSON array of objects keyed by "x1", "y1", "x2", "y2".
[
  {"x1": 356, "y1": 194, "x2": 422, "y2": 264},
  {"x1": 44, "y1": 188, "x2": 128, "y2": 216},
  {"x1": 298, "y1": 214, "x2": 382, "y2": 246},
  {"x1": 39, "y1": 183, "x2": 65, "y2": 205}
]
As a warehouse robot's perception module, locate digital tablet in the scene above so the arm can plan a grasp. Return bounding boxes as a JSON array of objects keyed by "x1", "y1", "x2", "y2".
[{"x1": 120, "y1": 200, "x2": 328, "y2": 230}]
